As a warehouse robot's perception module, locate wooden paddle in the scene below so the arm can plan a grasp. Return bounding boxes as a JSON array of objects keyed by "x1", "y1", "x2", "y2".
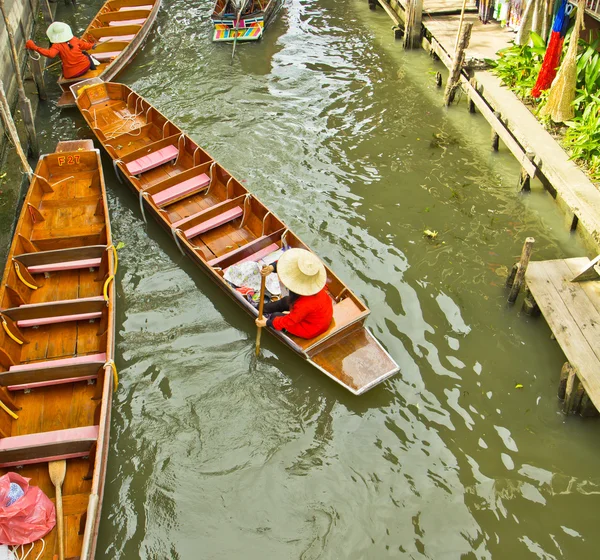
[
  {"x1": 231, "y1": 0, "x2": 249, "y2": 63},
  {"x1": 255, "y1": 268, "x2": 267, "y2": 356},
  {"x1": 49, "y1": 460, "x2": 66, "y2": 560}
]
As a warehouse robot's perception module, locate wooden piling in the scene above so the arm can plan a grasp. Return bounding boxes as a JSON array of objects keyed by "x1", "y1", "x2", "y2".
[
  {"x1": 563, "y1": 363, "x2": 581, "y2": 414},
  {"x1": 558, "y1": 362, "x2": 569, "y2": 400},
  {"x1": 0, "y1": 80, "x2": 33, "y2": 179},
  {"x1": 435, "y1": 72, "x2": 442, "y2": 88},
  {"x1": 443, "y1": 23, "x2": 472, "y2": 106},
  {"x1": 507, "y1": 237, "x2": 535, "y2": 304},
  {"x1": 522, "y1": 287, "x2": 540, "y2": 316},
  {"x1": 28, "y1": 53, "x2": 47, "y2": 101},
  {"x1": 518, "y1": 151, "x2": 535, "y2": 192},
  {"x1": 491, "y1": 111, "x2": 500, "y2": 151},
  {"x1": 39, "y1": 0, "x2": 53, "y2": 24},
  {"x1": 579, "y1": 392, "x2": 599, "y2": 417},
  {"x1": 403, "y1": 0, "x2": 423, "y2": 50},
  {"x1": 467, "y1": 78, "x2": 476, "y2": 113},
  {"x1": 0, "y1": 0, "x2": 39, "y2": 157},
  {"x1": 368, "y1": 0, "x2": 377, "y2": 10}
]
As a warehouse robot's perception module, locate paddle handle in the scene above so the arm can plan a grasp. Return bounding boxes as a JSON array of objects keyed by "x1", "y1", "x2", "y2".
[
  {"x1": 255, "y1": 270, "x2": 267, "y2": 356},
  {"x1": 56, "y1": 485, "x2": 65, "y2": 560}
]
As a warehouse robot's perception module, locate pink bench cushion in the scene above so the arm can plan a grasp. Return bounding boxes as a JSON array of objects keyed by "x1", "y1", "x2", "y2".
[
  {"x1": 233, "y1": 243, "x2": 280, "y2": 267},
  {"x1": 126, "y1": 145, "x2": 178, "y2": 175},
  {"x1": 152, "y1": 173, "x2": 210, "y2": 207},
  {"x1": 18, "y1": 296, "x2": 104, "y2": 309},
  {"x1": 109, "y1": 18, "x2": 146, "y2": 26},
  {"x1": 119, "y1": 5, "x2": 152, "y2": 10},
  {"x1": 28, "y1": 257, "x2": 102, "y2": 274},
  {"x1": 184, "y1": 207, "x2": 243, "y2": 239},
  {"x1": 17, "y1": 312, "x2": 102, "y2": 329},
  {"x1": 98, "y1": 34, "x2": 135, "y2": 43},
  {"x1": 9, "y1": 353, "x2": 106, "y2": 373},
  {"x1": 8, "y1": 375, "x2": 97, "y2": 392},
  {"x1": 92, "y1": 51, "x2": 121, "y2": 61},
  {"x1": 0, "y1": 426, "x2": 99, "y2": 468}
]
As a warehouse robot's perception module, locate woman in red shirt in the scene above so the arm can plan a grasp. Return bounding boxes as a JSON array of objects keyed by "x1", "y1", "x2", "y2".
[
  {"x1": 255, "y1": 248, "x2": 333, "y2": 339},
  {"x1": 26, "y1": 22, "x2": 96, "y2": 79}
]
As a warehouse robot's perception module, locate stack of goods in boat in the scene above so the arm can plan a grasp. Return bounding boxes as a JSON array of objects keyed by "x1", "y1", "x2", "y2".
[
  {"x1": 72, "y1": 79, "x2": 399, "y2": 395},
  {"x1": 211, "y1": 0, "x2": 283, "y2": 42},
  {"x1": 0, "y1": 141, "x2": 117, "y2": 559}
]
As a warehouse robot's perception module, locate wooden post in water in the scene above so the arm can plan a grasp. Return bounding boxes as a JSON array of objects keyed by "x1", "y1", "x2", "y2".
[
  {"x1": 563, "y1": 363, "x2": 582, "y2": 414},
  {"x1": 507, "y1": 237, "x2": 535, "y2": 304},
  {"x1": 0, "y1": 80, "x2": 33, "y2": 178},
  {"x1": 491, "y1": 111, "x2": 500, "y2": 150},
  {"x1": 403, "y1": 0, "x2": 423, "y2": 49},
  {"x1": 28, "y1": 52, "x2": 47, "y2": 101},
  {"x1": 518, "y1": 151, "x2": 535, "y2": 192},
  {"x1": 443, "y1": 23, "x2": 472, "y2": 106},
  {"x1": 467, "y1": 77, "x2": 476, "y2": 113},
  {"x1": 368, "y1": 0, "x2": 377, "y2": 10},
  {"x1": 39, "y1": 0, "x2": 53, "y2": 24},
  {"x1": 0, "y1": 0, "x2": 39, "y2": 157}
]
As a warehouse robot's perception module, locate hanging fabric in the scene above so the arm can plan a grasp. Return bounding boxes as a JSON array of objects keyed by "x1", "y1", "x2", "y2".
[
  {"x1": 531, "y1": 0, "x2": 571, "y2": 97},
  {"x1": 477, "y1": 0, "x2": 496, "y2": 23}
]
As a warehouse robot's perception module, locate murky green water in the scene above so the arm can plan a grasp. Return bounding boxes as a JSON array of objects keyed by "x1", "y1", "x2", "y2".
[{"x1": 7, "y1": 0, "x2": 600, "y2": 557}]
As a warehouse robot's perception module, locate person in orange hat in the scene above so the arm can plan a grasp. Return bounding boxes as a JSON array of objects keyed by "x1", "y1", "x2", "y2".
[{"x1": 26, "y1": 22, "x2": 97, "y2": 79}]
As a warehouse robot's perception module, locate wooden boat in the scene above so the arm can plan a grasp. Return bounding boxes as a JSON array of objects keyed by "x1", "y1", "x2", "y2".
[
  {"x1": 56, "y1": 0, "x2": 162, "y2": 108},
  {"x1": 73, "y1": 79, "x2": 399, "y2": 395},
  {"x1": 0, "y1": 140, "x2": 116, "y2": 558},
  {"x1": 210, "y1": 0, "x2": 282, "y2": 42}
]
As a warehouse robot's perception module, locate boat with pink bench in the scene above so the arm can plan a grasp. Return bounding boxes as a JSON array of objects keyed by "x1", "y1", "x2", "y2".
[
  {"x1": 73, "y1": 80, "x2": 400, "y2": 396},
  {"x1": 0, "y1": 140, "x2": 117, "y2": 559}
]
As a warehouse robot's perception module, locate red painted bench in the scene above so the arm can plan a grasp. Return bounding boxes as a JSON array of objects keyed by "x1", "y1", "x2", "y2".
[
  {"x1": 126, "y1": 145, "x2": 178, "y2": 175},
  {"x1": 152, "y1": 173, "x2": 210, "y2": 207},
  {"x1": 184, "y1": 207, "x2": 243, "y2": 240},
  {"x1": 98, "y1": 34, "x2": 135, "y2": 43},
  {"x1": 27, "y1": 258, "x2": 102, "y2": 274},
  {"x1": 109, "y1": 18, "x2": 146, "y2": 26},
  {"x1": 17, "y1": 312, "x2": 102, "y2": 329},
  {"x1": 0, "y1": 426, "x2": 99, "y2": 468}
]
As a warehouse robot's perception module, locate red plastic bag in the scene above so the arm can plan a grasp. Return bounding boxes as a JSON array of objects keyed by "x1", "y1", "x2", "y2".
[{"x1": 0, "y1": 472, "x2": 55, "y2": 546}]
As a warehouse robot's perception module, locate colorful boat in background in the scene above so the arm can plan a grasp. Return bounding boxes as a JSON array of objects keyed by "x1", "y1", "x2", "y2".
[
  {"x1": 72, "y1": 79, "x2": 400, "y2": 396},
  {"x1": 0, "y1": 140, "x2": 117, "y2": 559},
  {"x1": 57, "y1": 0, "x2": 162, "y2": 108},
  {"x1": 210, "y1": 0, "x2": 283, "y2": 42}
]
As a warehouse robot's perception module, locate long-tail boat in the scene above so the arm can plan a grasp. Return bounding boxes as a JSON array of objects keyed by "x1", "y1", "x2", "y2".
[
  {"x1": 73, "y1": 79, "x2": 399, "y2": 395},
  {"x1": 0, "y1": 140, "x2": 117, "y2": 558},
  {"x1": 56, "y1": 0, "x2": 162, "y2": 108},
  {"x1": 210, "y1": 0, "x2": 282, "y2": 42}
]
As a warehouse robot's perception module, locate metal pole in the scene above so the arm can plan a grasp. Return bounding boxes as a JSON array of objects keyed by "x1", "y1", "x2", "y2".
[{"x1": 0, "y1": 0, "x2": 40, "y2": 156}]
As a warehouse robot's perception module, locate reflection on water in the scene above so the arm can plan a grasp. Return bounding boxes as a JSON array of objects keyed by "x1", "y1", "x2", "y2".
[{"x1": 23, "y1": 0, "x2": 600, "y2": 557}]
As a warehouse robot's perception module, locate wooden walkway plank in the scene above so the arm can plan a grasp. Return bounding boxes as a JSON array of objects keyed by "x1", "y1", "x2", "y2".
[
  {"x1": 526, "y1": 260, "x2": 600, "y2": 410},
  {"x1": 562, "y1": 258, "x2": 600, "y2": 317}
]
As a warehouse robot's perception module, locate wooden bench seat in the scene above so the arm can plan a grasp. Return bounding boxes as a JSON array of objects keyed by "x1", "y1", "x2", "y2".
[
  {"x1": 109, "y1": 18, "x2": 146, "y2": 26},
  {"x1": 152, "y1": 173, "x2": 210, "y2": 207},
  {"x1": 17, "y1": 312, "x2": 102, "y2": 329},
  {"x1": 17, "y1": 295, "x2": 105, "y2": 309},
  {"x1": 15, "y1": 246, "x2": 106, "y2": 275},
  {"x1": 119, "y1": 4, "x2": 152, "y2": 10},
  {"x1": 0, "y1": 425, "x2": 99, "y2": 468},
  {"x1": 233, "y1": 243, "x2": 279, "y2": 267},
  {"x1": 184, "y1": 207, "x2": 243, "y2": 239},
  {"x1": 126, "y1": 145, "x2": 178, "y2": 175},
  {"x1": 28, "y1": 257, "x2": 102, "y2": 274},
  {"x1": 98, "y1": 34, "x2": 135, "y2": 42},
  {"x1": 3, "y1": 352, "x2": 106, "y2": 391},
  {"x1": 92, "y1": 51, "x2": 121, "y2": 62},
  {"x1": 3, "y1": 299, "x2": 106, "y2": 330}
]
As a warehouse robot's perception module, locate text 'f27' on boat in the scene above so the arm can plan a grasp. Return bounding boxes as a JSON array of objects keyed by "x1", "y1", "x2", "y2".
[
  {"x1": 0, "y1": 140, "x2": 117, "y2": 559},
  {"x1": 73, "y1": 79, "x2": 399, "y2": 395},
  {"x1": 57, "y1": 0, "x2": 162, "y2": 108},
  {"x1": 211, "y1": 0, "x2": 283, "y2": 42}
]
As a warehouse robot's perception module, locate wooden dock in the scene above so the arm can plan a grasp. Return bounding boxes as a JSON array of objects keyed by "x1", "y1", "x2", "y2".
[{"x1": 524, "y1": 257, "x2": 600, "y2": 415}]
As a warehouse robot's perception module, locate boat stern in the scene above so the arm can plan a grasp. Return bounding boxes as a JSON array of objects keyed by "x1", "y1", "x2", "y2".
[{"x1": 212, "y1": 17, "x2": 264, "y2": 41}]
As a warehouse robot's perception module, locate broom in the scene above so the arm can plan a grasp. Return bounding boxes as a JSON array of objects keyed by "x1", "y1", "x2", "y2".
[{"x1": 540, "y1": 0, "x2": 586, "y2": 122}]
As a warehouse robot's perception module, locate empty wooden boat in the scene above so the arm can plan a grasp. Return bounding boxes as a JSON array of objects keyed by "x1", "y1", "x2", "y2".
[
  {"x1": 0, "y1": 140, "x2": 117, "y2": 558},
  {"x1": 57, "y1": 0, "x2": 162, "y2": 108},
  {"x1": 73, "y1": 79, "x2": 399, "y2": 395},
  {"x1": 211, "y1": 0, "x2": 282, "y2": 42}
]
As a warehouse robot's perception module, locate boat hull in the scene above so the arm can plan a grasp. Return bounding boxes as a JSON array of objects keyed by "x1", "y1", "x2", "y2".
[{"x1": 210, "y1": 0, "x2": 282, "y2": 42}]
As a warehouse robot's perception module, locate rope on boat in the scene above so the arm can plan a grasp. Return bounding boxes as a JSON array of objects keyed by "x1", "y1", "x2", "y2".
[
  {"x1": 103, "y1": 275, "x2": 114, "y2": 304},
  {"x1": 193, "y1": 146, "x2": 202, "y2": 166},
  {"x1": 107, "y1": 244, "x2": 119, "y2": 275},
  {"x1": 13, "y1": 261, "x2": 38, "y2": 290},
  {"x1": 174, "y1": 134, "x2": 186, "y2": 167},
  {"x1": 281, "y1": 229, "x2": 290, "y2": 249},
  {"x1": 139, "y1": 191, "x2": 150, "y2": 224},
  {"x1": 240, "y1": 194, "x2": 252, "y2": 229},
  {"x1": 104, "y1": 360, "x2": 119, "y2": 391},
  {"x1": 11, "y1": 537, "x2": 45, "y2": 559},
  {"x1": 207, "y1": 161, "x2": 217, "y2": 195},
  {"x1": 0, "y1": 397, "x2": 18, "y2": 420},
  {"x1": 226, "y1": 176, "x2": 234, "y2": 199},
  {"x1": 113, "y1": 159, "x2": 124, "y2": 183},
  {"x1": 170, "y1": 226, "x2": 187, "y2": 256},
  {"x1": 126, "y1": 90, "x2": 135, "y2": 111},
  {"x1": 2, "y1": 317, "x2": 24, "y2": 346},
  {"x1": 261, "y1": 211, "x2": 272, "y2": 237},
  {"x1": 163, "y1": 120, "x2": 170, "y2": 140}
]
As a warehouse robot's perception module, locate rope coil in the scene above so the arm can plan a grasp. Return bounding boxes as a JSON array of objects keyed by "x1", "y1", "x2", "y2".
[
  {"x1": 103, "y1": 275, "x2": 114, "y2": 303},
  {"x1": 171, "y1": 227, "x2": 187, "y2": 256},
  {"x1": 2, "y1": 317, "x2": 24, "y2": 346},
  {"x1": 13, "y1": 261, "x2": 37, "y2": 290},
  {"x1": 104, "y1": 360, "x2": 119, "y2": 391}
]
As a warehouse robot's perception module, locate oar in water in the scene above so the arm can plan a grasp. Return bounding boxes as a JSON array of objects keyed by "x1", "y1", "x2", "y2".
[
  {"x1": 49, "y1": 460, "x2": 66, "y2": 560},
  {"x1": 255, "y1": 268, "x2": 267, "y2": 356},
  {"x1": 231, "y1": 0, "x2": 249, "y2": 63}
]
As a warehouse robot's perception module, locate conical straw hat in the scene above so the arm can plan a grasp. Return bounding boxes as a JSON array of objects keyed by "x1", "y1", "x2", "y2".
[
  {"x1": 277, "y1": 248, "x2": 327, "y2": 296},
  {"x1": 46, "y1": 22, "x2": 74, "y2": 44}
]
